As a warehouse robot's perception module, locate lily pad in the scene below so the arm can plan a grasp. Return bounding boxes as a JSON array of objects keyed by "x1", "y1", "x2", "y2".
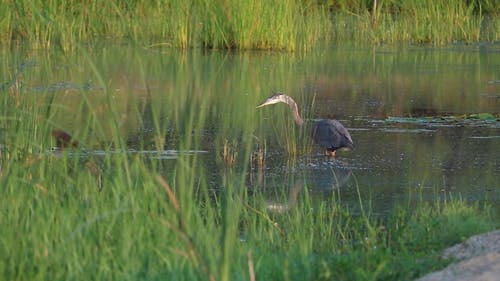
[
  {"x1": 468, "y1": 113, "x2": 496, "y2": 120},
  {"x1": 380, "y1": 128, "x2": 436, "y2": 134},
  {"x1": 385, "y1": 114, "x2": 499, "y2": 125}
]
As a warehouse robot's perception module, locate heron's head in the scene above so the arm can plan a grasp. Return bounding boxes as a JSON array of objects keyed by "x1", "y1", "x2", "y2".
[{"x1": 256, "y1": 93, "x2": 289, "y2": 108}]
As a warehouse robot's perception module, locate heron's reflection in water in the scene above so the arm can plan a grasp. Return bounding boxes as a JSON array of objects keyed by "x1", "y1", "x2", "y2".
[{"x1": 257, "y1": 158, "x2": 353, "y2": 213}]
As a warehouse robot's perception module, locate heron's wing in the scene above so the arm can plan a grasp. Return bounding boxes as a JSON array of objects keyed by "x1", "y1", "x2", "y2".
[{"x1": 312, "y1": 119, "x2": 353, "y2": 149}]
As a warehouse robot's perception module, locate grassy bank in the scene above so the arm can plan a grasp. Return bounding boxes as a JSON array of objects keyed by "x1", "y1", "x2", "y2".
[
  {"x1": 1, "y1": 51, "x2": 499, "y2": 280},
  {"x1": 1, "y1": 0, "x2": 498, "y2": 50},
  {"x1": 0, "y1": 144, "x2": 497, "y2": 280}
]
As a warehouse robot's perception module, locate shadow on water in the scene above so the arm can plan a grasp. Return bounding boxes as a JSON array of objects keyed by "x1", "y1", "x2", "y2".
[
  {"x1": 247, "y1": 155, "x2": 354, "y2": 213},
  {"x1": 249, "y1": 153, "x2": 353, "y2": 189}
]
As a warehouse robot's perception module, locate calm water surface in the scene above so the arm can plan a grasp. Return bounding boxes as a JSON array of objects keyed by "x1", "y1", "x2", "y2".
[
  {"x1": 255, "y1": 46, "x2": 499, "y2": 215},
  {"x1": 3, "y1": 44, "x2": 499, "y2": 215}
]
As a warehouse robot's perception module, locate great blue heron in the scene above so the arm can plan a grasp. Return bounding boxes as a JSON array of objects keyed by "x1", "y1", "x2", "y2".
[{"x1": 257, "y1": 93, "x2": 354, "y2": 156}]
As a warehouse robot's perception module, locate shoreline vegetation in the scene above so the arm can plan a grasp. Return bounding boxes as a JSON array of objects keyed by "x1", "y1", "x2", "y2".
[{"x1": 1, "y1": 0, "x2": 499, "y2": 50}]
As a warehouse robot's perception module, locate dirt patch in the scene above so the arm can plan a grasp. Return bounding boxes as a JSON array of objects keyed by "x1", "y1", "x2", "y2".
[{"x1": 416, "y1": 230, "x2": 500, "y2": 281}]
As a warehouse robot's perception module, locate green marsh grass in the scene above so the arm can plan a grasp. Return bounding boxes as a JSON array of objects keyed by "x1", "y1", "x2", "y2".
[
  {"x1": 1, "y1": 0, "x2": 498, "y2": 50},
  {"x1": 331, "y1": 0, "x2": 499, "y2": 45},
  {"x1": 1, "y1": 45, "x2": 499, "y2": 280},
  {"x1": 2, "y1": 0, "x2": 332, "y2": 51}
]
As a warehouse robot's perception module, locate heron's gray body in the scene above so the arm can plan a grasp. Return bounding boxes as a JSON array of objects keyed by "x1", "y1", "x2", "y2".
[
  {"x1": 257, "y1": 93, "x2": 354, "y2": 156},
  {"x1": 312, "y1": 119, "x2": 354, "y2": 153}
]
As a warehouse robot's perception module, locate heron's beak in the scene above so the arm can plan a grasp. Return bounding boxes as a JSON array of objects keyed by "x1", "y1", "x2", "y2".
[
  {"x1": 256, "y1": 100, "x2": 271, "y2": 108},
  {"x1": 257, "y1": 95, "x2": 282, "y2": 108}
]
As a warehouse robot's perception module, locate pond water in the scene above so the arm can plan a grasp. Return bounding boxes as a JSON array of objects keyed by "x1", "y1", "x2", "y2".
[{"x1": 2, "y1": 44, "x2": 499, "y2": 216}]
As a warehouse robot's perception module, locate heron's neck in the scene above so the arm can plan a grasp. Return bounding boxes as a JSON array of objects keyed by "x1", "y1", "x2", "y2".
[{"x1": 287, "y1": 99, "x2": 305, "y2": 126}]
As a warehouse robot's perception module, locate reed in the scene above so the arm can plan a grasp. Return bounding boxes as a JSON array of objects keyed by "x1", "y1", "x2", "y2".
[
  {"x1": 1, "y1": 0, "x2": 331, "y2": 51},
  {"x1": 1, "y1": 0, "x2": 498, "y2": 49},
  {"x1": 331, "y1": 0, "x2": 499, "y2": 45},
  {"x1": 221, "y1": 139, "x2": 238, "y2": 166}
]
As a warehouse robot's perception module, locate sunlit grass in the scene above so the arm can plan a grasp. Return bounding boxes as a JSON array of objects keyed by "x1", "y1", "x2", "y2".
[
  {"x1": 1, "y1": 0, "x2": 331, "y2": 51},
  {"x1": 331, "y1": 0, "x2": 498, "y2": 45},
  {"x1": 1, "y1": 0, "x2": 498, "y2": 50}
]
